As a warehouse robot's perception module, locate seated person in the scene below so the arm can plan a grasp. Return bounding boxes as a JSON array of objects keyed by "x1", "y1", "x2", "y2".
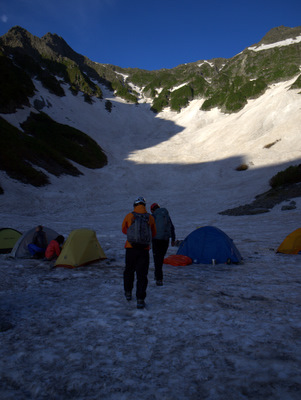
[
  {"x1": 45, "y1": 235, "x2": 64, "y2": 261},
  {"x1": 28, "y1": 225, "x2": 47, "y2": 258}
]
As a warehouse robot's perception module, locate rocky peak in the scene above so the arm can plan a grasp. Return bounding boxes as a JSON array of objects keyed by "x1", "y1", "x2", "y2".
[
  {"x1": 0, "y1": 26, "x2": 83, "y2": 64},
  {"x1": 256, "y1": 25, "x2": 301, "y2": 46},
  {"x1": 1, "y1": 25, "x2": 35, "y2": 48},
  {"x1": 41, "y1": 32, "x2": 75, "y2": 58}
]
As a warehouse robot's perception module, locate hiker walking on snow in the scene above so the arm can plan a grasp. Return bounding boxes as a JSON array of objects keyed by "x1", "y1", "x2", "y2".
[
  {"x1": 150, "y1": 203, "x2": 176, "y2": 286},
  {"x1": 122, "y1": 196, "x2": 156, "y2": 309}
]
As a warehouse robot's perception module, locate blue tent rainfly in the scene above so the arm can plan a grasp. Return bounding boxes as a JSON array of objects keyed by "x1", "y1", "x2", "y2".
[{"x1": 177, "y1": 226, "x2": 242, "y2": 265}]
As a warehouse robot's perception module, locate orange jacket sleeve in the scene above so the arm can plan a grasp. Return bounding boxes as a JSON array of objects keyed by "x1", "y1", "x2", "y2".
[{"x1": 122, "y1": 212, "x2": 134, "y2": 235}]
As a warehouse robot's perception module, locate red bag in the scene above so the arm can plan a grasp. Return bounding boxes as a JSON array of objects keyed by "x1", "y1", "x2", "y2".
[{"x1": 163, "y1": 255, "x2": 192, "y2": 266}]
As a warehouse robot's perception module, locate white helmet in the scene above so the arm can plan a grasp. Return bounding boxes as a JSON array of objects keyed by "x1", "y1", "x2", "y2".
[{"x1": 134, "y1": 196, "x2": 146, "y2": 206}]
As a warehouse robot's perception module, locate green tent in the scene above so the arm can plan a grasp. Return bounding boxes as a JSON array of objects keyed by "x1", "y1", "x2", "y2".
[
  {"x1": 0, "y1": 228, "x2": 22, "y2": 254},
  {"x1": 55, "y1": 229, "x2": 106, "y2": 268}
]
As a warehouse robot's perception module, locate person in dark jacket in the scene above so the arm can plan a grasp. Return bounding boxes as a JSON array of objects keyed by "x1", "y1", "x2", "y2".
[
  {"x1": 28, "y1": 225, "x2": 47, "y2": 258},
  {"x1": 150, "y1": 203, "x2": 176, "y2": 286},
  {"x1": 122, "y1": 196, "x2": 156, "y2": 309}
]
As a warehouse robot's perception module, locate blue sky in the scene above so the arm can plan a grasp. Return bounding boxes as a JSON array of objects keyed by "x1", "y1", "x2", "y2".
[{"x1": 0, "y1": 0, "x2": 300, "y2": 70}]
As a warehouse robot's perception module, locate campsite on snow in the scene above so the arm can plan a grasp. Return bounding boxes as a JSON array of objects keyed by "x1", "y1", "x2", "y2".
[{"x1": 0, "y1": 25, "x2": 301, "y2": 399}]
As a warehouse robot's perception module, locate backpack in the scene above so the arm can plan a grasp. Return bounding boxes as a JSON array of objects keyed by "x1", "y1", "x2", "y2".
[
  {"x1": 153, "y1": 208, "x2": 171, "y2": 240},
  {"x1": 127, "y1": 212, "x2": 152, "y2": 248}
]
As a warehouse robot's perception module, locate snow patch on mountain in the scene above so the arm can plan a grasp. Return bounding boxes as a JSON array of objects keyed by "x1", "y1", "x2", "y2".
[{"x1": 249, "y1": 35, "x2": 301, "y2": 51}]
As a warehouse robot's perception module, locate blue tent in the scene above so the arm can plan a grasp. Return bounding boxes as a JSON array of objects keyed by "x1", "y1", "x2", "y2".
[{"x1": 177, "y1": 226, "x2": 242, "y2": 264}]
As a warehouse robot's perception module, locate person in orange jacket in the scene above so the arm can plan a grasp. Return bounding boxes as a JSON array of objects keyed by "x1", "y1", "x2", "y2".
[
  {"x1": 122, "y1": 196, "x2": 156, "y2": 309},
  {"x1": 45, "y1": 235, "x2": 64, "y2": 261}
]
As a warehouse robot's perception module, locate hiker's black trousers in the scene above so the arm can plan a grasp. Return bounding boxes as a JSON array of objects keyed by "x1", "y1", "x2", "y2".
[
  {"x1": 124, "y1": 248, "x2": 149, "y2": 300},
  {"x1": 152, "y1": 239, "x2": 169, "y2": 281}
]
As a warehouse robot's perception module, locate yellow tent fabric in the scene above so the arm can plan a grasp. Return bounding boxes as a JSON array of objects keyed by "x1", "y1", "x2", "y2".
[
  {"x1": 277, "y1": 228, "x2": 301, "y2": 254},
  {"x1": 55, "y1": 229, "x2": 106, "y2": 268},
  {"x1": 0, "y1": 228, "x2": 22, "y2": 253}
]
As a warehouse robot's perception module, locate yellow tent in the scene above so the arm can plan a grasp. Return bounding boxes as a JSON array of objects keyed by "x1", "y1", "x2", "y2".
[
  {"x1": 55, "y1": 229, "x2": 106, "y2": 268},
  {"x1": 0, "y1": 228, "x2": 22, "y2": 254},
  {"x1": 277, "y1": 228, "x2": 301, "y2": 254}
]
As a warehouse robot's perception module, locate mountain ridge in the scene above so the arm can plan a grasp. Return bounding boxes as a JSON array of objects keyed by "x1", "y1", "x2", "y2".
[{"x1": 1, "y1": 25, "x2": 300, "y2": 114}]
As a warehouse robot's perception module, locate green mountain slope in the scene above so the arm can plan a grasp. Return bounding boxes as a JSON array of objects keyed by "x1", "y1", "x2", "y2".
[{"x1": 0, "y1": 25, "x2": 300, "y2": 193}]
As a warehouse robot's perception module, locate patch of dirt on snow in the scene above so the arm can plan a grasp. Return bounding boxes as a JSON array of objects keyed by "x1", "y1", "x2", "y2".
[{"x1": 219, "y1": 183, "x2": 301, "y2": 216}]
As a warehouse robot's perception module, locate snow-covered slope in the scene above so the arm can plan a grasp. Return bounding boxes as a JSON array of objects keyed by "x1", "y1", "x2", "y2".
[
  {"x1": 1, "y1": 76, "x2": 301, "y2": 227},
  {"x1": 1, "y1": 75, "x2": 301, "y2": 400}
]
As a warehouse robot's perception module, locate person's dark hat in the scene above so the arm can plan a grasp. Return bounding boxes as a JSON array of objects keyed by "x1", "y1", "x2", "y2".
[{"x1": 150, "y1": 203, "x2": 160, "y2": 212}]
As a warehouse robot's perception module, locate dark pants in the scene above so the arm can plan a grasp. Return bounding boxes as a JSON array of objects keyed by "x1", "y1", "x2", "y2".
[
  {"x1": 124, "y1": 248, "x2": 149, "y2": 300},
  {"x1": 152, "y1": 239, "x2": 169, "y2": 281},
  {"x1": 28, "y1": 244, "x2": 45, "y2": 258}
]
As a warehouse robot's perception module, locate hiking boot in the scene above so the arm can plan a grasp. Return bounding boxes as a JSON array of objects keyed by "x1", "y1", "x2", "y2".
[
  {"x1": 125, "y1": 291, "x2": 132, "y2": 301},
  {"x1": 137, "y1": 299, "x2": 145, "y2": 309},
  {"x1": 156, "y1": 280, "x2": 163, "y2": 286}
]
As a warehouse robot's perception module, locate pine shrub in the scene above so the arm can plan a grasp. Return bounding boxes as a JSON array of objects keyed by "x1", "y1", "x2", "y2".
[
  {"x1": 170, "y1": 85, "x2": 193, "y2": 111},
  {"x1": 269, "y1": 165, "x2": 301, "y2": 188}
]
